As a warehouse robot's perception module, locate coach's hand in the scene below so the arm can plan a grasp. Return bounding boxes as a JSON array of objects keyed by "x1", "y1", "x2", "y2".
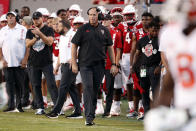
[
  {"x1": 110, "y1": 65, "x2": 118, "y2": 76},
  {"x1": 71, "y1": 62, "x2": 78, "y2": 74},
  {"x1": 54, "y1": 63, "x2": 60, "y2": 75},
  {"x1": 53, "y1": 66, "x2": 59, "y2": 75},
  {"x1": 20, "y1": 58, "x2": 27, "y2": 69}
]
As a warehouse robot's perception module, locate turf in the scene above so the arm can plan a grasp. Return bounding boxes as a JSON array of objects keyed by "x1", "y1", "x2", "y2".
[{"x1": 0, "y1": 100, "x2": 144, "y2": 131}]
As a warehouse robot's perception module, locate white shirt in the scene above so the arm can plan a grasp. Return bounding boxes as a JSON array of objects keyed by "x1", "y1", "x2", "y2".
[
  {"x1": 0, "y1": 24, "x2": 27, "y2": 67},
  {"x1": 59, "y1": 29, "x2": 76, "y2": 64},
  {"x1": 159, "y1": 27, "x2": 167, "y2": 53},
  {"x1": 160, "y1": 21, "x2": 196, "y2": 109}
]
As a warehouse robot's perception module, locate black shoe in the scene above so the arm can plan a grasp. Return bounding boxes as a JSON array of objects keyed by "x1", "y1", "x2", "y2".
[
  {"x1": 102, "y1": 112, "x2": 110, "y2": 118},
  {"x1": 66, "y1": 113, "x2": 83, "y2": 119},
  {"x1": 17, "y1": 108, "x2": 24, "y2": 112},
  {"x1": 85, "y1": 121, "x2": 95, "y2": 126},
  {"x1": 46, "y1": 112, "x2": 58, "y2": 119},
  {"x1": 31, "y1": 101, "x2": 38, "y2": 110},
  {"x1": 3, "y1": 108, "x2": 16, "y2": 112},
  {"x1": 22, "y1": 100, "x2": 31, "y2": 107}
]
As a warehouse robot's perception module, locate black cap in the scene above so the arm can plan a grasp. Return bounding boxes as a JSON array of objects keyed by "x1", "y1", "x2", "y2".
[
  {"x1": 104, "y1": 14, "x2": 112, "y2": 20},
  {"x1": 32, "y1": 12, "x2": 42, "y2": 19}
]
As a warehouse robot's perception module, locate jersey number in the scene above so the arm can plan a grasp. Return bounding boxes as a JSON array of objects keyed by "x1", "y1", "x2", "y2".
[
  {"x1": 125, "y1": 32, "x2": 131, "y2": 44},
  {"x1": 177, "y1": 54, "x2": 194, "y2": 88},
  {"x1": 112, "y1": 33, "x2": 116, "y2": 45}
]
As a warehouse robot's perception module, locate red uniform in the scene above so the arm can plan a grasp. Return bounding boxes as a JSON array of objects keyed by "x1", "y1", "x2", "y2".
[
  {"x1": 105, "y1": 28, "x2": 122, "y2": 70},
  {"x1": 52, "y1": 32, "x2": 60, "y2": 57},
  {"x1": 120, "y1": 21, "x2": 142, "y2": 53},
  {"x1": 135, "y1": 28, "x2": 148, "y2": 41}
]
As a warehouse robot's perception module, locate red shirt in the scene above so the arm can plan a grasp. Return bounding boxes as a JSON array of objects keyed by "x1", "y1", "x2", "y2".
[
  {"x1": 135, "y1": 28, "x2": 148, "y2": 41},
  {"x1": 121, "y1": 21, "x2": 142, "y2": 53},
  {"x1": 52, "y1": 32, "x2": 60, "y2": 57},
  {"x1": 105, "y1": 28, "x2": 122, "y2": 70}
]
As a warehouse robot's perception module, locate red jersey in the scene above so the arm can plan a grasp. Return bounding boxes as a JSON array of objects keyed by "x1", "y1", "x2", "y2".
[
  {"x1": 121, "y1": 21, "x2": 142, "y2": 53},
  {"x1": 135, "y1": 28, "x2": 148, "y2": 41},
  {"x1": 105, "y1": 28, "x2": 122, "y2": 70},
  {"x1": 52, "y1": 32, "x2": 60, "y2": 57},
  {"x1": 111, "y1": 24, "x2": 120, "y2": 32}
]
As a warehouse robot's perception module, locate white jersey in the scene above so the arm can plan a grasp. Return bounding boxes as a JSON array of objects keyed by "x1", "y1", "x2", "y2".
[{"x1": 160, "y1": 22, "x2": 196, "y2": 109}]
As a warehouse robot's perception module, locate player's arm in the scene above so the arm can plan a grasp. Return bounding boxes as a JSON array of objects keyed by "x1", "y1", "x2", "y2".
[
  {"x1": 115, "y1": 32, "x2": 122, "y2": 67},
  {"x1": 132, "y1": 49, "x2": 141, "y2": 68},
  {"x1": 130, "y1": 34, "x2": 137, "y2": 73},
  {"x1": 116, "y1": 48, "x2": 121, "y2": 68},
  {"x1": 153, "y1": 70, "x2": 174, "y2": 107},
  {"x1": 161, "y1": 52, "x2": 169, "y2": 70}
]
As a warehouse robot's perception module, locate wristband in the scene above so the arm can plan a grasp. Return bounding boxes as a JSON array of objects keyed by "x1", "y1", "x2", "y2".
[
  {"x1": 112, "y1": 63, "x2": 116, "y2": 66},
  {"x1": 117, "y1": 65, "x2": 121, "y2": 68}
]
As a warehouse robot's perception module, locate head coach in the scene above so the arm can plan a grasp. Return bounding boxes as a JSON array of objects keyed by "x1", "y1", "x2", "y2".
[{"x1": 71, "y1": 7, "x2": 118, "y2": 126}]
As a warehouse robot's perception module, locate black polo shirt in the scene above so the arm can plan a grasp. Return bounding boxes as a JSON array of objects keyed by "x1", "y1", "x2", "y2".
[
  {"x1": 136, "y1": 36, "x2": 161, "y2": 67},
  {"x1": 71, "y1": 23, "x2": 113, "y2": 67}
]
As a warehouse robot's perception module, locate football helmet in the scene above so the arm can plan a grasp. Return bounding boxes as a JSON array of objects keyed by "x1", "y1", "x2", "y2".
[
  {"x1": 122, "y1": 5, "x2": 138, "y2": 23},
  {"x1": 36, "y1": 8, "x2": 50, "y2": 16},
  {"x1": 73, "y1": 16, "x2": 85, "y2": 24},
  {"x1": 0, "y1": 14, "x2": 7, "y2": 22},
  {"x1": 110, "y1": 7, "x2": 123, "y2": 17},
  {"x1": 69, "y1": 4, "x2": 82, "y2": 20}
]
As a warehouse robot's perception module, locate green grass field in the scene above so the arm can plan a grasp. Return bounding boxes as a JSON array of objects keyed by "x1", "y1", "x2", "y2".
[{"x1": 0, "y1": 100, "x2": 144, "y2": 131}]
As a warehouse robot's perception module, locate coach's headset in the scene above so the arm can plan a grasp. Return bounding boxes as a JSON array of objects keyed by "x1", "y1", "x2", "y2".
[{"x1": 87, "y1": 7, "x2": 104, "y2": 21}]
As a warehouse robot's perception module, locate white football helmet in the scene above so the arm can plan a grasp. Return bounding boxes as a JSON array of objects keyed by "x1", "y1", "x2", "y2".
[
  {"x1": 123, "y1": 5, "x2": 136, "y2": 15},
  {"x1": 49, "y1": 12, "x2": 57, "y2": 18},
  {"x1": 73, "y1": 16, "x2": 85, "y2": 24},
  {"x1": 0, "y1": 14, "x2": 7, "y2": 22},
  {"x1": 69, "y1": 4, "x2": 82, "y2": 20},
  {"x1": 122, "y1": 5, "x2": 138, "y2": 23},
  {"x1": 36, "y1": 8, "x2": 50, "y2": 16},
  {"x1": 110, "y1": 7, "x2": 123, "y2": 17}
]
